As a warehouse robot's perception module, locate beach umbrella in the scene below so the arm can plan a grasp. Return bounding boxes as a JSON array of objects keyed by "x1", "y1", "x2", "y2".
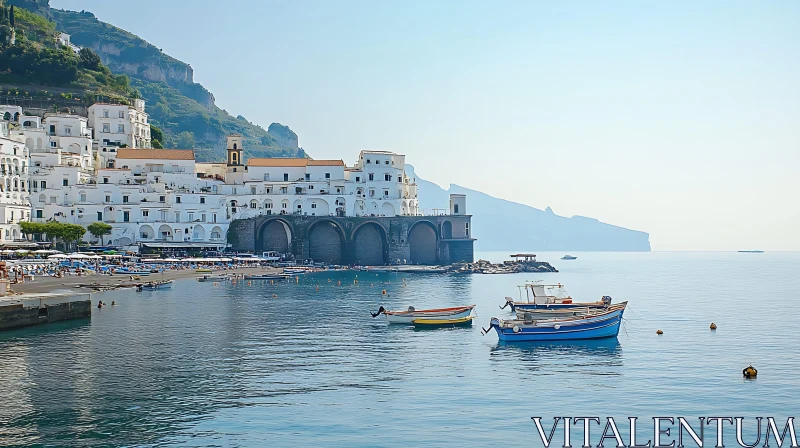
[
  {"x1": 33, "y1": 249, "x2": 55, "y2": 254},
  {"x1": 49, "y1": 254, "x2": 68, "y2": 259},
  {"x1": 68, "y1": 253, "x2": 91, "y2": 259}
]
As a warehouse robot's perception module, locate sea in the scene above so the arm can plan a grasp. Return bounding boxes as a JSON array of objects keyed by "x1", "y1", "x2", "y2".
[{"x1": 0, "y1": 251, "x2": 798, "y2": 447}]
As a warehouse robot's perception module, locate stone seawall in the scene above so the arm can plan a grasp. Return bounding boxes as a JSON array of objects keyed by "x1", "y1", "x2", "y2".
[
  {"x1": 0, "y1": 293, "x2": 92, "y2": 331},
  {"x1": 229, "y1": 215, "x2": 475, "y2": 266}
]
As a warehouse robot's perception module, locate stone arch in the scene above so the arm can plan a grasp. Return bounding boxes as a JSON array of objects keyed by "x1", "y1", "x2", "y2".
[
  {"x1": 25, "y1": 137, "x2": 33, "y2": 149},
  {"x1": 258, "y1": 219, "x2": 292, "y2": 254},
  {"x1": 308, "y1": 220, "x2": 345, "y2": 264},
  {"x1": 380, "y1": 202, "x2": 395, "y2": 216},
  {"x1": 408, "y1": 221, "x2": 438, "y2": 265},
  {"x1": 139, "y1": 225, "x2": 154, "y2": 240},
  {"x1": 116, "y1": 237, "x2": 132, "y2": 246},
  {"x1": 23, "y1": 120, "x2": 34, "y2": 128},
  {"x1": 192, "y1": 224, "x2": 206, "y2": 241},
  {"x1": 210, "y1": 226, "x2": 223, "y2": 240},
  {"x1": 368, "y1": 201, "x2": 378, "y2": 215},
  {"x1": 351, "y1": 221, "x2": 388, "y2": 266},
  {"x1": 442, "y1": 220, "x2": 453, "y2": 239},
  {"x1": 158, "y1": 224, "x2": 172, "y2": 241},
  {"x1": 68, "y1": 143, "x2": 81, "y2": 154}
]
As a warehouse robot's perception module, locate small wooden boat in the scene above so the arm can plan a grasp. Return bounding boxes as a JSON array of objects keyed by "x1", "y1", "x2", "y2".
[
  {"x1": 502, "y1": 282, "x2": 610, "y2": 312},
  {"x1": 371, "y1": 305, "x2": 475, "y2": 324},
  {"x1": 413, "y1": 315, "x2": 475, "y2": 328},
  {"x1": 244, "y1": 274, "x2": 287, "y2": 280},
  {"x1": 141, "y1": 280, "x2": 173, "y2": 290},
  {"x1": 514, "y1": 306, "x2": 603, "y2": 320},
  {"x1": 484, "y1": 302, "x2": 627, "y2": 342},
  {"x1": 197, "y1": 275, "x2": 229, "y2": 282}
]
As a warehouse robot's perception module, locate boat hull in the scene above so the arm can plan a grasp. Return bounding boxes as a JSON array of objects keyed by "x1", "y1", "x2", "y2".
[
  {"x1": 413, "y1": 316, "x2": 475, "y2": 328},
  {"x1": 491, "y1": 305, "x2": 625, "y2": 342},
  {"x1": 509, "y1": 302, "x2": 606, "y2": 313},
  {"x1": 384, "y1": 306, "x2": 475, "y2": 324}
]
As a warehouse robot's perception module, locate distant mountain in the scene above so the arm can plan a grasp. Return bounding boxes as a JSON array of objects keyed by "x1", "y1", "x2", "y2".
[
  {"x1": 408, "y1": 166, "x2": 651, "y2": 251},
  {"x1": 6, "y1": 0, "x2": 303, "y2": 161}
]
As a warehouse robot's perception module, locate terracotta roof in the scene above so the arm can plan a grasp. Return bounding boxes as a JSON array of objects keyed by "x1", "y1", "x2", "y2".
[
  {"x1": 247, "y1": 158, "x2": 343, "y2": 167},
  {"x1": 308, "y1": 159, "x2": 344, "y2": 166},
  {"x1": 116, "y1": 149, "x2": 195, "y2": 161}
]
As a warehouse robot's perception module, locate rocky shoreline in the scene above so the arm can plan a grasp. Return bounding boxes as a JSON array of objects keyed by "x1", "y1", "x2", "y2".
[{"x1": 447, "y1": 259, "x2": 558, "y2": 274}]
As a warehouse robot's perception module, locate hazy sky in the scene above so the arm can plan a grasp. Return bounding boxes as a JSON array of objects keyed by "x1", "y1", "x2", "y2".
[{"x1": 52, "y1": 0, "x2": 800, "y2": 251}]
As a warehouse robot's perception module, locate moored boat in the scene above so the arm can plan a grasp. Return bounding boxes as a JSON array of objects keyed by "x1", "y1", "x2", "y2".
[
  {"x1": 140, "y1": 280, "x2": 173, "y2": 290},
  {"x1": 413, "y1": 315, "x2": 475, "y2": 328},
  {"x1": 372, "y1": 305, "x2": 475, "y2": 324},
  {"x1": 197, "y1": 275, "x2": 230, "y2": 282},
  {"x1": 561, "y1": 255, "x2": 577, "y2": 260},
  {"x1": 502, "y1": 281, "x2": 611, "y2": 312},
  {"x1": 244, "y1": 274, "x2": 287, "y2": 280},
  {"x1": 485, "y1": 302, "x2": 627, "y2": 342}
]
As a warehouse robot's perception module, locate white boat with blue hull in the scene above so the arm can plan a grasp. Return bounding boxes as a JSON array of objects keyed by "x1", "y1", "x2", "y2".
[
  {"x1": 502, "y1": 282, "x2": 610, "y2": 313},
  {"x1": 485, "y1": 302, "x2": 627, "y2": 342}
]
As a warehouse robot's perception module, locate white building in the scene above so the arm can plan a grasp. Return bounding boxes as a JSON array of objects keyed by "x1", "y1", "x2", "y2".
[
  {"x1": 88, "y1": 100, "x2": 151, "y2": 149},
  {"x1": 57, "y1": 33, "x2": 82, "y2": 53},
  {"x1": 0, "y1": 120, "x2": 31, "y2": 243},
  {"x1": 5, "y1": 98, "x2": 424, "y2": 253}
]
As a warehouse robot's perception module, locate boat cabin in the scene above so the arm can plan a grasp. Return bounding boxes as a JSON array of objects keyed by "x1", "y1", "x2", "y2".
[{"x1": 511, "y1": 282, "x2": 573, "y2": 305}]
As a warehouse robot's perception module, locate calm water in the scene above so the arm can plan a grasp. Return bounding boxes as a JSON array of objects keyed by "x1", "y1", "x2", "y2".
[{"x1": 1, "y1": 252, "x2": 799, "y2": 447}]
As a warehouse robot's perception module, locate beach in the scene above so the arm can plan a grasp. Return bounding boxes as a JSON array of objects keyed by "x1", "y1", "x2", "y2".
[{"x1": 7, "y1": 265, "x2": 282, "y2": 295}]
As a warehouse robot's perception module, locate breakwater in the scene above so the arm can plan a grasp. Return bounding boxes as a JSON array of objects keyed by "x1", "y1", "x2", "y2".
[
  {"x1": 0, "y1": 292, "x2": 91, "y2": 331},
  {"x1": 447, "y1": 258, "x2": 558, "y2": 274}
]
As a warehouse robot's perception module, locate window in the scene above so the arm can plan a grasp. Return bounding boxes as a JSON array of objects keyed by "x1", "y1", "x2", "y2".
[
  {"x1": 454, "y1": 204, "x2": 459, "y2": 214},
  {"x1": 65, "y1": 126, "x2": 71, "y2": 135},
  {"x1": 384, "y1": 174, "x2": 391, "y2": 181},
  {"x1": 188, "y1": 212, "x2": 194, "y2": 222},
  {"x1": 336, "y1": 188, "x2": 341, "y2": 194},
  {"x1": 250, "y1": 200, "x2": 258, "y2": 209},
  {"x1": 33, "y1": 181, "x2": 38, "y2": 191},
  {"x1": 325, "y1": 173, "x2": 330, "y2": 179},
  {"x1": 175, "y1": 212, "x2": 181, "y2": 222},
  {"x1": 118, "y1": 124, "x2": 125, "y2": 133},
  {"x1": 368, "y1": 173, "x2": 374, "y2": 181},
  {"x1": 355, "y1": 176, "x2": 360, "y2": 182},
  {"x1": 266, "y1": 187, "x2": 272, "y2": 194},
  {"x1": 305, "y1": 173, "x2": 310, "y2": 181},
  {"x1": 36, "y1": 210, "x2": 43, "y2": 218},
  {"x1": 97, "y1": 211, "x2": 102, "y2": 221},
  {"x1": 176, "y1": 196, "x2": 181, "y2": 204},
  {"x1": 466, "y1": 222, "x2": 470, "y2": 236},
  {"x1": 102, "y1": 123, "x2": 110, "y2": 133},
  {"x1": 232, "y1": 187, "x2": 237, "y2": 195},
  {"x1": 266, "y1": 203, "x2": 272, "y2": 209},
  {"x1": 160, "y1": 210, "x2": 167, "y2": 220},
  {"x1": 123, "y1": 195, "x2": 129, "y2": 203},
  {"x1": 201, "y1": 213, "x2": 206, "y2": 222},
  {"x1": 79, "y1": 192, "x2": 86, "y2": 202},
  {"x1": 251, "y1": 186, "x2": 256, "y2": 194},
  {"x1": 212, "y1": 213, "x2": 217, "y2": 223},
  {"x1": 105, "y1": 195, "x2": 111, "y2": 203},
  {"x1": 369, "y1": 189, "x2": 375, "y2": 197},
  {"x1": 398, "y1": 176, "x2": 403, "y2": 183},
  {"x1": 311, "y1": 203, "x2": 317, "y2": 209},
  {"x1": 50, "y1": 141, "x2": 57, "y2": 148},
  {"x1": 366, "y1": 159, "x2": 371, "y2": 164},
  {"x1": 282, "y1": 202, "x2": 287, "y2": 209},
  {"x1": 142, "y1": 210, "x2": 149, "y2": 217},
  {"x1": 297, "y1": 204, "x2": 302, "y2": 209},
  {"x1": 385, "y1": 160, "x2": 389, "y2": 165},
  {"x1": 123, "y1": 211, "x2": 130, "y2": 222},
  {"x1": 200, "y1": 197, "x2": 205, "y2": 204},
  {"x1": 62, "y1": 178, "x2": 68, "y2": 186},
  {"x1": 309, "y1": 185, "x2": 314, "y2": 190},
  {"x1": 284, "y1": 173, "x2": 289, "y2": 181},
  {"x1": 280, "y1": 187, "x2": 287, "y2": 194},
  {"x1": 118, "y1": 110, "x2": 125, "y2": 118},
  {"x1": 102, "y1": 110, "x2": 109, "y2": 118},
  {"x1": 49, "y1": 125, "x2": 55, "y2": 134},
  {"x1": 159, "y1": 196, "x2": 165, "y2": 203},
  {"x1": 384, "y1": 190, "x2": 389, "y2": 197},
  {"x1": 103, "y1": 177, "x2": 109, "y2": 184}
]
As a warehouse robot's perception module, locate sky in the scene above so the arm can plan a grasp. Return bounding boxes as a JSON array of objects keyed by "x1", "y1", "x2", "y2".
[{"x1": 51, "y1": 0, "x2": 800, "y2": 251}]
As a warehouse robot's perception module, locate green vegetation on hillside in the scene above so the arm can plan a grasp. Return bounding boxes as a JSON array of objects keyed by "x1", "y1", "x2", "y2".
[
  {"x1": 4, "y1": 0, "x2": 305, "y2": 161},
  {"x1": 0, "y1": 0, "x2": 134, "y2": 101}
]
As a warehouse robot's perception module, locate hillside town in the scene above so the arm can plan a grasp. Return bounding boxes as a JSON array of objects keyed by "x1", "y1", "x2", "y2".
[{"x1": 0, "y1": 100, "x2": 421, "y2": 253}]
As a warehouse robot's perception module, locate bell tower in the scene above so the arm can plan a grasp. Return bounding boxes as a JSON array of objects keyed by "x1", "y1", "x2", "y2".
[{"x1": 227, "y1": 135, "x2": 243, "y2": 168}]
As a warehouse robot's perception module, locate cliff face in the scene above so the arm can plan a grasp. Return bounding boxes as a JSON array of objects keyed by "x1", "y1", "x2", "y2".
[{"x1": 49, "y1": 9, "x2": 216, "y2": 109}]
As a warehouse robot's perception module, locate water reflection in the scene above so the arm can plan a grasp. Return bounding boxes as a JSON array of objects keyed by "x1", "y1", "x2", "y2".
[{"x1": 489, "y1": 338, "x2": 623, "y2": 376}]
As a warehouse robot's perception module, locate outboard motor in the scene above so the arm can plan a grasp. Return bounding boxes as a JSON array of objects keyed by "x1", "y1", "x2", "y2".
[{"x1": 602, "y1": 296, "x2": 612, "y2": 306}]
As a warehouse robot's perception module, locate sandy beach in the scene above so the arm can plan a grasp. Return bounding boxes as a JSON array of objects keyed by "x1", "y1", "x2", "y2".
[{"x1": 8, "y1": 265, "x2": 283, "y2": 295}]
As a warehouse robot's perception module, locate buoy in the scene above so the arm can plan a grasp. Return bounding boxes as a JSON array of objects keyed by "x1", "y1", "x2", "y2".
[
  {"x1": 512, "y1": 325, "x2": 521, "y2": 333},
  {"x1": 248, "y1": 281, "x2": 251, "y2": 285},
  {"x1": 272, "y1": 294, "x2": 277, "y2": 298},
  {"x1": 656, "y1": 329, "x2": 663, "y2": 335},
  {"x1": 554, "y1": 324, "x2": 561, "y2": 330},
  {"x1": 743, "y1": 365, "x2": 757, "y2": 378},
  {"x1": 710, "y1": 323, "x2": 717, "y2": 330},
  {"x1": 382, "y1": 289, "x2": 386, "y2": 295}
]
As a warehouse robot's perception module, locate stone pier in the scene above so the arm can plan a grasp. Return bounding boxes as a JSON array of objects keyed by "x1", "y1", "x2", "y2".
[
  {"x1": 0, "y1": 293, "x2": 92, "y2": 331},
  {"x1": 228, "y1": 214, "x2": 475, "y2": 265}
]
